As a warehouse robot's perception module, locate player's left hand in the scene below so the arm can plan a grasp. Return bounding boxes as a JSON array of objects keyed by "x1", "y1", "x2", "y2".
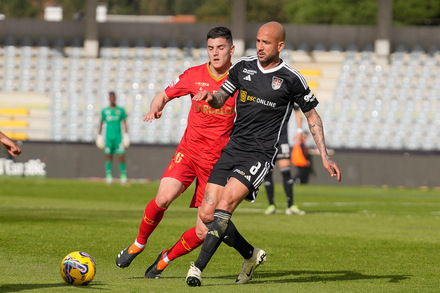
[
  {"x1": 322, "y1": 155, "x2": 341, "y2": 182},
  {"x1": 1, "y1": 141, "x2": 22, "y2": 157},
  {"x1": 192, "y1": 90, "x2": 212, "y2": 102},
  {"x1": 123, "y1": 133, "x2": 130, "y2": 148}
]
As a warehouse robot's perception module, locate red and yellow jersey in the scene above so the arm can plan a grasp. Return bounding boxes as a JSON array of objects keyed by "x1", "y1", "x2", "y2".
[{"x1": 165, "y1": 63, "x2": 236, "y2": 163}]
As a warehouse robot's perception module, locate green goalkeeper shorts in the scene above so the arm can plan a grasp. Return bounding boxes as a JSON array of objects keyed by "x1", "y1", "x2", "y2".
[{"x1": 105, "y1": 137, "x2": 125, "y2": 155}]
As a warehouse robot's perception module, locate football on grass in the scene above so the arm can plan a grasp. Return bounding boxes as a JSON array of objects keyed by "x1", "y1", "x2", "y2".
[{"x1": 60, "y1": 251, "x2": 96, "y2": 286}]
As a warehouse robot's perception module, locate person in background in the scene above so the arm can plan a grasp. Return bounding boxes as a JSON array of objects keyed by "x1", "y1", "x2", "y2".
[
  {"x1": 264, "y1": 105, "x2": 305, "y2": 215},
  {"x1": 292, "y1": 131, "x2": 313, "y2": 184},
  {"x1": 97, "y1": 91, "x2": 129, "y2": 185}
]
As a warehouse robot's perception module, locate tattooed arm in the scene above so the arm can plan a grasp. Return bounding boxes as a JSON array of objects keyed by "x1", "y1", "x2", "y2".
[
  {"x1": 192, "y1": 88, "x2": 230, "y2": 109},
  {"x1": 304, "y1": 108, "x2": 341, "y2": 182}
]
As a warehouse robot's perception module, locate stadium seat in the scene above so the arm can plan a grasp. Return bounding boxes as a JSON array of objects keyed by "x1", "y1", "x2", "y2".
[
  {"x1": 134, "y1": 38, "x2": 148, "y2": 59},
  {"x1": 100, "y1": 38, "x2": 115, "y2": 59},
  {"x1": 37, "y1": 36, "x2": 50, "y2": 47},
  {"x1": 118, "y1": 38, "x2": 131, "y2": 59},
  {"x1": 4, "y1": 36, "x2": 16, "y2": 46},
  {"x1": 313, "y1": 43, "x2": 326, "y2": 52},
  {"x1": 329, "y1": 43, "x2": 343, "y2": 53},
  {"x1": 0, "y1": 108, "x2": 29, "y2": 116},
  {"x1": 299, "y1": 69, "x2": 321, "y2": 77},
  {"x1": 2, "y1": 38, "x2": 17, "y2": 92},
  {"x1": 150, "y1": 39, "x2": 163, "y2": 59},
  {"x1": 1, "y1": 130, "x2": 26, "y2": 142},
  {"x1": 428, "y1": 45, "x2": 439, "y2": 56},
  {"x1": 297, "y1": 42, "x2": 310, "y2": 52},
  {"x1": 182, "y1": 40, "x2": 195, "y2": 59},
  {"x1": 346, "y1": 43, "x2": 359, "y2": 53},
  {"x1": 0, "y1": 120, "x2": 28, "y2": 128},
  {"x1": 280, "y1": 42, "x2": 293, "y2": 62},
  {"x1": 68, "y1": 38, "x2": 83, "y2": 58}
]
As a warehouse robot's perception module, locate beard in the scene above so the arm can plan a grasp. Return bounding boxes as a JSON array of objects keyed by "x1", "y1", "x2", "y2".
[{"x1": 258, "y1": 52, "x2": 277, "y2": 66}]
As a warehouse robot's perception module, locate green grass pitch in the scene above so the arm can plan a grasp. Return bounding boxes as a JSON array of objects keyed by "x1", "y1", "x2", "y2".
[{"x1": 1, "y1": 177, "x2": 439, "y2": 292}]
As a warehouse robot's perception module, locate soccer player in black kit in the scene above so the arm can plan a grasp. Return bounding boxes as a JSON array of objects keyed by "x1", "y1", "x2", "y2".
[{"x1": 186, "y1": 21, "x2": 341, "y2": 287}]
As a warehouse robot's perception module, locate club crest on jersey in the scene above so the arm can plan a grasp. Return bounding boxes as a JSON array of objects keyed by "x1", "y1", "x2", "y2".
[{"x1": 272, "y1": 76, "x2": 283, "y2": 90}]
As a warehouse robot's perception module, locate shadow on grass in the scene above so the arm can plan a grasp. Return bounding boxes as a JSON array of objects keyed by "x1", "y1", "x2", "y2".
[
  {"x1": 129, "y1": 270, "x2": 410, "y2": 287},
  {"x1": 210, "y1": 269, "x2": 410, "y2": 285},
  {"x1": 0, "y1": 281, "x2": 107, "y2": 292},
  {"x1": 256, "y1": 270, "x2": 410, "y2": 283}
]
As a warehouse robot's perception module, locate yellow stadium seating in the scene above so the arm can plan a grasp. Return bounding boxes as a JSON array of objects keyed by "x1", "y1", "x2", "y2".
[
  {"x1": 0, "y1": 108, "x2": 29, "y2": 116},
  {"x1": 2, "y1": 131, "x2": 27, "y2": 141},
  {"x1": 0, "y1": 120, "x2": 29, "y2": 128},
  {"x1": 307, "y1": 80, "x2": 319, "y2": 89},
  {"x1": 299, "y1": 69, "x2": 322, "y2": 77}
]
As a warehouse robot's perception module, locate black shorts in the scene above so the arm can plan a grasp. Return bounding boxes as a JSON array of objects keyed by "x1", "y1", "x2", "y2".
[
  {"x1": 276, "y1": 130, "x2": 291, "y2": 160},
  {"x1": 208, "y1": 145, "x2": 272, "y2": 202}
]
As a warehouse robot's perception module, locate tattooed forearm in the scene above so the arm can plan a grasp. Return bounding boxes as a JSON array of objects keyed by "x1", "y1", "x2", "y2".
[
  {"x1": 305, "y1": 108, "x2": 341, "y2": 181},
  {"x1": 305, "y1": 109, "x2": 327, "y2": 156},
  {"x1": 209, "y1": 88, "x2": 230, "y2": 109},
  {"x1": 203, "y1": 191, "x2": 215, "y2": 206}
]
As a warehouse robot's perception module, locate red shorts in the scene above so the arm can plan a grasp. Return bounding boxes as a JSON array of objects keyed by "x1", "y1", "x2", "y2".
[{"x1": 161, "y1": 150, "x2": 215, "y2": 208}]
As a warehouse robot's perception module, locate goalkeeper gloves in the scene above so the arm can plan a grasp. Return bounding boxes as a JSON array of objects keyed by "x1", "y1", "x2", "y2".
[
  {"x1": 96, "y1": 134, "x2": 105, "y2": 149},
  {"x1": 122, "y1": 133, "x2": 130, "y2": 148}
]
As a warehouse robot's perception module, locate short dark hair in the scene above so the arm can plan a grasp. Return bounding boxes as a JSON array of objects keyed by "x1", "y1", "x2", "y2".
[
  {"x1": 207, "y1": 26, "x2": 233, "y2": 45},
  {"x1": 109, "y1": 91, "x2": 116, "y2": 96}
]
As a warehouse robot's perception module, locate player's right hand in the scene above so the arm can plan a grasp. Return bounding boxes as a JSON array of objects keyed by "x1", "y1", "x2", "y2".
[{"x1": 96, "y1": 135, "x2": 105, "y2": 150}]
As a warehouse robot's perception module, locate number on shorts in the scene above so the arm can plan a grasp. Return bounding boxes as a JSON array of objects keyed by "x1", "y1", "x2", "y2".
[
  {"x1": 280, "y1": 143, "x2": 289, "y2": 154},
  {"x1": 250, "y1": 162, "x2": 261, "y2": 175},
  {"x1": 175, "y1": 152, "x2": 184, "y2": 163}
]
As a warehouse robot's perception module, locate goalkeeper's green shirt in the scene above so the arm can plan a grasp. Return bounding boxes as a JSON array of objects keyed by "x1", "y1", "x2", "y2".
[{"x1": 101, "y1": 106, "x2": 126, "y2": 139}]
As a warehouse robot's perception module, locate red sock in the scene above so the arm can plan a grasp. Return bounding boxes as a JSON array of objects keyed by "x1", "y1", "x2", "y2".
[
  {"x1": 136, "y1": 198, "x2": 167, "y2": 245},
  {"x1": 167, "y1": 227, "x2": 204, "y2": 261}
]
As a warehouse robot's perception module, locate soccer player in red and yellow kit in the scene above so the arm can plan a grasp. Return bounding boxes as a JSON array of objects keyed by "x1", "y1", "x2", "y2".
[{"x1": 116, "y1": 27, "x2": 256, "y2": 278}]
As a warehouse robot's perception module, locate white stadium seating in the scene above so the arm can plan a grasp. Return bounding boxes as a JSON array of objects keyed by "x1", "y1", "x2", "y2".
[{"x1": 0, "y1": 36, "x2": 439, "y2": 150}]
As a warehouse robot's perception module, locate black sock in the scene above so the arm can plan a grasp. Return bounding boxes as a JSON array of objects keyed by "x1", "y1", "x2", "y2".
[
  {"x1": 264, "y1": 171, "x2": 275, "y2": 206},
  {"x1": 204, "y1": 220, "x2": 213, "y2": 230},
  {"x1": 222, "y1": 220, "x2": 254, "y2": 259},
  {"x1": 281, "y1": 167, "x2": 294, "y2": 207},
  {"x1": 195, "y1": 209, "x2": 231, "y2": 271}
]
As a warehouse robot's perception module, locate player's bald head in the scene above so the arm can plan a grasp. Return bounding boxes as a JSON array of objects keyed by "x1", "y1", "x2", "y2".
[{"x1": 258, "y1": 21, "x2": 285, "y2": 42}]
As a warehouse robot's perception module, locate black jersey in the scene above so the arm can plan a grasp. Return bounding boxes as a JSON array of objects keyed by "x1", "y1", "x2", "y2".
[{"x1": 220, "y1": 55, "x2": 318, "y2": 159}]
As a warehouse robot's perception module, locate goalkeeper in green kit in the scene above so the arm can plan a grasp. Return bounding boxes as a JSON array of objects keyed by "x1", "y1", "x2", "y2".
[{"x1": 97, "y1": 91, "x2": 129, "y2": 185}]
